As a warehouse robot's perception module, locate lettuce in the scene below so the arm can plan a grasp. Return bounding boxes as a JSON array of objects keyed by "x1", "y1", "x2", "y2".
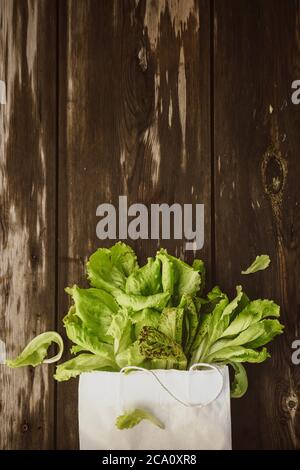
[
  {"x1": 65, "y1": 286, "x2": 118, "y2": 343},
  {"x1": 130, "y1": 308, "x2": 161, "y2": 337},
  {"x1": 241, "y1": 254, "x2": 270, "y2": 275},
  {"x1": 116, "y1": 409, "x2": 164, "y2": 430},
  {"x1": 114, "y1": 341, "x2": 145, "y2": 368},
  {"x1": 158, "y1": 307, "x2": 184, "y2": 344},
  {"x1": 228, "y1": 362, "x2": 248, "y2": 398},
  {"x1": 115, "y1": 291, "x2": 170, "y2": 311},
  {"x1": 64, "y1": 306, "x2": 113, "y2": 355},
  {"x1": 107, "y1": 310, "x2": 133, "y2": 356},
  {"x1": 87, "y1": 242, "x2": 138, "y2": 294},
  {"x1": 157, "y1": 249, "x2": 202, "y2": 303},
  {"x1": 139, "y1": 326, "x2": 187, "y2": 370},
  {"x1": 178, "y1": 295, "x2": 200, "y2": 355},
  {"x1": 6, "y1": 243, "x2": 283, "y2": 401},
  {"x1": 6, "y1": 332, "x2": 63, "y2": 367},
  {"x1": 125, "y1": 257, "x2": 162, "y2": 295},
  {"x1": 54, "y1": 351, "x2": 117, "y2": 381}
]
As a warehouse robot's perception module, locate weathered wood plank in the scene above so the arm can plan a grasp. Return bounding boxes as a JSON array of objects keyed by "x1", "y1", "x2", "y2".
[
  {"x1": 0, "y1": 0, "x2": 57, "y2": 449},
  {"x1": 214, "y1": 0, "x2": 300, "y2": 449},
  {"x1": 57, "y1": 0, "x2": 211, "y2": 449}
]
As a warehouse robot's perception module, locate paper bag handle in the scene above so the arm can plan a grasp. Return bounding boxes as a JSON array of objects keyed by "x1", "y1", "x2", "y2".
[{"x1": 119, "y1": 363, "x2": 223, "y2": 408}]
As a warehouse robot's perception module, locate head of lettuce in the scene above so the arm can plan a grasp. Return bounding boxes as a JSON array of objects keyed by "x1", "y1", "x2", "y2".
[{"x1": 7, "y1": 243, "x2": 283, "y2": 398}]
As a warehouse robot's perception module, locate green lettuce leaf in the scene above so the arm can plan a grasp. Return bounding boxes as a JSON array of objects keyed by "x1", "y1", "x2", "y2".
[
  {"x1": 241, "y1": 255, "x2": 270, "y2": 274},
  {"x1": 63, "y1": 306, "x2": 113, "y2": 355},
  {"x1": 243, "y1": 319, "x2": 284, "y2": 349},
  {"x1": 139, "y1": 326, "x2": 187, "y2": 369},
  {"x1": 115, "y1": 409, "x2": 164, "y2": 430},
  {"x1": 206, "y1": 286, "x2": 248, "y2": 347},
  {"x1": 207, "y1": 286, "x2": 225, "y2": 301},
  {"x1": 220, "y1": 299, "x2": 280, "y2": 338},
  {"x1": 157, "y1": 249, "x2": 201, "y2": 304},
  {"x1": 180, "y1": 295, "x2": 199, "y2": 355},
  {"x1": 189, "y1": 313, "x2": 212, "y2": 365},
  {"x1": 158, "y1": 253, "x2": 174, "y2": 295},
  {"x1": 125, "y1": 257, "x2": 162, "y2": 295},
  {"x1": 158, "y1": 307, "x2": 184, "y2": 344},
  {"x1": 70, "y1": 344, "x2": 85, "y2": 355},
  {"x1": 115, "y1": 291, "x2": 170, "y2": 312},
  {"x1": 106, "y1": 310, "x2": 134, "y2": 356},
  {"x1": 205, "y1": 345, "x2": 269, "y2": 363},
  {"x1": 65, "y1": 285, "x2": 118, "y2": 343},
  {"x1": 87, "y1": 242, "x2": 138, "y2": 294},
  {"x1": 192, "y1": 259, "x2": 206, "y2": 294},
  {"x1": 193, "y1": 286, "x2": 227, "y2": 316},
  {"x1": 189, "y1": 287, "x2": 227, "y2": 363},
  {"x1": 54, "y1": 351, "x2": 117, "y2": 381},
  {"x1": 130, "y1": 308, "x2": 161, "y2": 337},
  {"x1": 115, "y1": 341, "x2": 145, "y2": 368},
  {"x1": 6, "y1": 332, "x2": 64, "y2": 368},
  {"x1": 208, "y1": 319, "x2": 283, "y2": 355},
  {"x1": 229, "y1": 362, "x2": 248, "y2": 398},
  {"x1": 203, "y1": 297, "x2": 229, "y2": 351}
]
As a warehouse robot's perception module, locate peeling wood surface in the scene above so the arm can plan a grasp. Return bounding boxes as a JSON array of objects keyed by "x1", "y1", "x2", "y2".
[
  {"x1": 0, "y1": 0, "x2": 57, "y2": 449},
  {"x1": 57, "y1": 0, "x2": 211, "y2": 449},
  {"x1": 0, "y1": 0, "x2": 300, "y2": 450},
  {"x1": 214, "y1": 0, "x2": 300, "y2": 450}
]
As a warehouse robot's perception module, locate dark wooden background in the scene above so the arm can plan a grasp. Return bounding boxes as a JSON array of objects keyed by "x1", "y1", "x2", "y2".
[{"x1": 0, "y1": 0, "x2": 299, "y2": 450}]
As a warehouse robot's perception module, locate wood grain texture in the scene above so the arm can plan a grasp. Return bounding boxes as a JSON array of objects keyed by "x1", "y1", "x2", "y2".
[
  {"x1": 57, "y1": 0, "x2": 211, "y2": 449},
  {"x1": 214, "y1": 0, "x2": 300, "y2": 449},
  {"x1": 0, "y1": 0, "x2": 57, "y2": 449}
]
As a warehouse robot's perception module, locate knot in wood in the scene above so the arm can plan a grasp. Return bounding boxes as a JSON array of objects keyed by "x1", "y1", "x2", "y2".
[
  {"x1": 264, "y1": 155, "x2": 284, "y2": 195},
  {"x1": 22, "y1": 423, "x2": 29, "y2": 433},
  {"x1": 138, "y1": 46, "x2": 148, "y2": 71}
]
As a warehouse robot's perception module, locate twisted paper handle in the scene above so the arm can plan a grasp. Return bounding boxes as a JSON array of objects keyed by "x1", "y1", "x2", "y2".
[{"x1": 120, "y1": 363, "x2": 224, "y2": 408}]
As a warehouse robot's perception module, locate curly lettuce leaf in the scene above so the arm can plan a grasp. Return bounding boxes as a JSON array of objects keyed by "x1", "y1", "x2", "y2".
[
  {"x1": 6, "y1": 332, "x2": 64, "y2": 368},
  {"x1": 189, "y1": 313, "x2": 212, "y2": 365},
  {"x1": 130, "y1": 308, "x2": 161, "y2": 337},
  {"x1": 229, "y1": 362, "x2": 248, "y2": 398},
  {"x1": 65, "y1": 285, "x2": 118, "y2": 343},
  {"x1": 107, "y1": 310, "x2": 134, "y2": 356},
  {"x1": 220, "y1": 299, "x2": 280, "y2": 338},
  {"x1": 158, "y1": 253, "x2": 174, "y2": 295},
  {"x1": 157, "y1": 249, "x2": 201, "y2": 304},
  {"x1": 203, "y1": 297, "x2": 229, "y2": 351},
  {"x1": 125, "y1": 257, "x2": 162, "y2": 295},
  {"x1": 115, "y1": 341, "x2": 145, "y2": 369},
  {"x1": 139, "y1": 326, "x2": 187, "y2": 369},
  {"x1": 115, "y1": 291, "x2": 170, "y2": 312},
  {"x1": 205, "y1": 345, "x2": 269, "y2": 363},
  {"x1": 208, "y1": 319, "x2": 284, "y2": 355},
  {"x1": 70, "y1": 344, "x2": 85, "y2": 355},
  {"x1": 54, "y1": 351, "x2": 117, "y2": 381},
  {"x1": 206, "y1": 286, "x2": 246, "y2": 347},
  {"x1": 158, "y1": 307, "x2": 184, "y2": 344},
  {"x1": 179, "y1": 295, "x2": 199, "y2": 354},
  {"x1": 87, "y1": 242, "x2": 138, "y2": 293},
  {"x1": 243, "y1": 319, "x2": 284, "y2": 349},
  {"x1": 63, "y1": 306, "x2": 113, "y2": 354},
  {"x1": 189, "y1": 286, "x2": 230, "y2": 364},
  {"x1": 116, "y1": 409, "x2": 164, "y2": 430},
  {"x1": 242, "y1": 255, "x2": 270, "y2": 275},
  {"x1": 192, "y1": 259, "x2": 206, "y2": 294},
  {"x1": 207, "y1": 285, "x2": 225, "y2": 301}
]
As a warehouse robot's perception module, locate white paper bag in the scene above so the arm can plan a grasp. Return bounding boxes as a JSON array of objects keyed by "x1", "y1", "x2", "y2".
[{"x1": 79, "y1": 364, "x2": 231, "y2": 450}]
